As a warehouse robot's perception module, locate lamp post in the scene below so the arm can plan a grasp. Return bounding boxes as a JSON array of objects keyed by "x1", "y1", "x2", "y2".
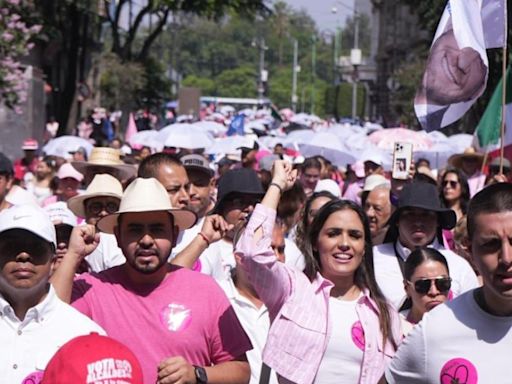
[
  {"x1": 252, "y1": 38, "x2": 268, "y2": 100},
  {"x1": 291, "y1": 38, "x2": 299, "y2": 112}
]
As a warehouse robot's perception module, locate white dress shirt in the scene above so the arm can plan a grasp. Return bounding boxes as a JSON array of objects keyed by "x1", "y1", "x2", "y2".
[
  {"x1": 86, "y1": 232, "x2": 125, "y2": 272},
  {"x1": 373, "y1": 240, "x2": 479, "y2": 309},
  {"x1": 0, "y1": 285, "x2": 106, "y2": 382},
  {"x1": 219, "y1": 279, "x2": 278, "y2": 384}
]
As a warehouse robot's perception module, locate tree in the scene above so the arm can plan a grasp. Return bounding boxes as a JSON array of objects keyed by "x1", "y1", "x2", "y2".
[
  {"x1": 0, "y1": 0, "x2": 41, "y2": 112},
  {"x1": 105, "y1": 0, "x2": 270, "y2": 63}
]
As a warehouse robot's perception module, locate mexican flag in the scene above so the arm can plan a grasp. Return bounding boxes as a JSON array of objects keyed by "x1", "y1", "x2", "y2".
[{"x1": 474, "y1": 66, "x2": 512, "y2": 161}]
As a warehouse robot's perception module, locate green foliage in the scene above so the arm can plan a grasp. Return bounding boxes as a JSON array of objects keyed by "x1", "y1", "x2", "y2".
[
  {"x1": 182, "y1": 75, "x2": 215, "y2": 95},
  {"x1": 99, "y1": 53, "x2": 145, "y2": 110},
  {"x1": 215, "y1": 66, "x2": 257, "y2": 97}
]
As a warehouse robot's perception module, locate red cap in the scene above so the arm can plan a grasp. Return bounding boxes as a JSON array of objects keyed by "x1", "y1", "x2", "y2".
[
  {"x1": 42, "y1": 333, "x2": 143, "y2": 383},
  {"x1": 22, "y1": 138, "x2": 39, "y2": 150}
]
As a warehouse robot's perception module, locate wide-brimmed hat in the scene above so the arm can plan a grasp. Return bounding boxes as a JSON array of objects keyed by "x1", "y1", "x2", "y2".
[
  {"x1": 72, "y1": 147, "x2": 136, "y2": 180},
  {"x1": 384, "y1": 181, "x2": 456, "y2": 243},
  {"x1": 97, "y1": 177, "x2": 197, "y2": 233},
  {"x1": 211, "y1": 168, "x2": 264, "y2": 213},
  {"x1": 67, "y1": 174, "x2": 123, "y2": 218},
  {"x1": 448, "y1": 147, "x2": 484, "y2": 169}
]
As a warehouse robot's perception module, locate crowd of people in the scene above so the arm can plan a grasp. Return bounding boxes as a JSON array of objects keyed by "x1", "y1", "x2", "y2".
[{"x1": 0, "y1": 127, "x2": 511, "y2": 384}]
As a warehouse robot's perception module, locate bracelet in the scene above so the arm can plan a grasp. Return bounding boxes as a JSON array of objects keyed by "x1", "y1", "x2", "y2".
[
  {"x1": 197, "y1": 232, "x2": 210, "y2": 247},
  {"x1": 269, "y1": 182, "x2": 283, "y2": 194}
]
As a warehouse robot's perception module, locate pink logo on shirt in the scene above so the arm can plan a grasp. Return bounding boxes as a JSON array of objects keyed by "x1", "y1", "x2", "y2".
[
  {"x1": 160, "y1": 303, "x2": 192, "y2": 332},
  {"x1": 22, "y1": 371, "x2": 43, "y2": 384},
  {"x1": 440, "y1": 358, "x2": 478, "y2": 384},
  {"x1": 192, "y1": 259, "x2": 202, "y2": 272},
  {"x1": 351, "y1": 321, "x2": 365, "y2": 351}
]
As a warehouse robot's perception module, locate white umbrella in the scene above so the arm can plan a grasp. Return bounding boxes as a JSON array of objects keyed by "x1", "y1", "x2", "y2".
[
  {"x1": 206, "y1": 136, "x2": 259, "y2": 156},
  {"x1": 128, "y1": 130, "x2": 163, "y2": 152},
  {"x1": 282, "y1": 129, "x2": 315, "y2": 146},
  {"x1": 299, "y1": 132, "x2": 356, "y2": 167},
  {"x1": 220, "y1": 105, "x2": 236, "y2": 115},
  {"x1": 446, "y1": 133, "x2": 474, "y2": 153},
  {"x1": 192, "y1": 121, "x2": 227, "y2": 137},
  {"x1": 42, "y1": 136, "x2": 94, "y2": 158},
  {"x1": 415, "y1": 141, "x2": 457, "y2": 169},
  {"x1": 164, "y1": 130, "x2": 213, "y2": 149}
]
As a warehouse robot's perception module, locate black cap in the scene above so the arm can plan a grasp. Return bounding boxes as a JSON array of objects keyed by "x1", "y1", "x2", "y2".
[
  {"x1": 211, "y1": 168, "x2": 264, "y2": 213},
  {"x1": 0, "y1": 153, "x2": 13, "y2": 175}
]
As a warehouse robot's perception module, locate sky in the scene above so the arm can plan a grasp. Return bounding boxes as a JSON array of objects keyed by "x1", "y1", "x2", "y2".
[{"x1": 281, "y1": 0, "x2": 356, "y2": 31}]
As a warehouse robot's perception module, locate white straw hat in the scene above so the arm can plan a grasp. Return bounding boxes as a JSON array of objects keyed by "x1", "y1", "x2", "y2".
[
  {"x1": 67, "y1": 174, "x2": 123, "y2": 218},
  {"x1": 96, "y1": 178, "x2": 197, "y2": 233}
]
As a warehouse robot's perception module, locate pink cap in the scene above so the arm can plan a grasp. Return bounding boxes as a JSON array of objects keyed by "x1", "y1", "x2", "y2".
[{"x1": 57, "y1": 163, "x2": 84, "y2": 182}]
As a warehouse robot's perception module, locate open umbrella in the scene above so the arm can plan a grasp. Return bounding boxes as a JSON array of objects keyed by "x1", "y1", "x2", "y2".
[
  {"x1": 42, "y1": 136, "x2": 94, "y2": 159},
  {"x1": 192, "y1": 121, "x2": 227, "y2": 137},
  {"x1": 128, "y1": 130, "x2": 163, "y2": 152},
  {"x1": 368, "y1": 128, "x2": 433, "y2": 151},
  {"x1": 299, "y1": 132, "x2": 356, "y2": 167}
]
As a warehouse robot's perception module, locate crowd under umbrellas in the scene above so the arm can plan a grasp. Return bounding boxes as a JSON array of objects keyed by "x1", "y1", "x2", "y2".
[{"x1": 0, "y1": 102, "x2": 511, "y2": 384}]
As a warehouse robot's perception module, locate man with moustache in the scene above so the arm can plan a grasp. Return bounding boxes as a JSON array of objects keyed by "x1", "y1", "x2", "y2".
[
  {"x1": 363, "y1": 182, "x2": 392, "y2": 245},
  {"x1": 0, "y1": 205, "x2": 104, "y2": 383},
  {"x1": 51, "y1": 178, "x2": 252, "y2": 384}
]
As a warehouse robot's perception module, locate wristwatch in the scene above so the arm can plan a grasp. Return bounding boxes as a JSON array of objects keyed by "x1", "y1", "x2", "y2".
[{"x1": 194, "y1": 365, "x2": 208, "y2": 384}]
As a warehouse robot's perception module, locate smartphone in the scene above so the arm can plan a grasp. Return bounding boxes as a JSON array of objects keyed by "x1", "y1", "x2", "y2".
[{"x1": 392, "y1": 142, "x2": 413, "y2": 180}]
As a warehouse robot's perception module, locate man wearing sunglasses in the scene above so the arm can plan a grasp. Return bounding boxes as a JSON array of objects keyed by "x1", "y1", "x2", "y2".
[
  {"x1": 386, "y1": 182, "x2": 512, "y2": 383},
  {"x1": 372, "y1": 181, "x2": 478, "y2": 310},
  {"x1": 67, "y1": 174, "x2": 124, "y2": 272}
]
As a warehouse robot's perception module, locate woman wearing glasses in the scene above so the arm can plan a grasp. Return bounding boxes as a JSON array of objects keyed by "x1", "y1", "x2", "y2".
[
  {"x1": 439, "y1": 168, "x2": 470, "y2": 223},
  {"x1": 400, "y1": 248, "x2": 451, "y2": 327},
  {"x1": 439, "y1": 168, "x2": 470, "y2": 250},
  {"x1": 236, "y1": 160, "x2": 402, "y2": 384}
]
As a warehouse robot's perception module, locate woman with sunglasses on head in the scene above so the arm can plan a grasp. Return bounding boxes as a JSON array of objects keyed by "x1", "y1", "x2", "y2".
[
  {"x1": 400, "y1": 248, "x2": 451, "y2": 328},
  {"x1": 236, "y1": 160, "x2": 402, "y2": 384},
  {"x1": 439, "y1": 167, "x2": 470, "y2": 223}
]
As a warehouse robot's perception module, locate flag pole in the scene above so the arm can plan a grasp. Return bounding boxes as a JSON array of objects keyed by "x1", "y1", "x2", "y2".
[{"x1": 499, "y1": 0, "x2": 509, "y2": 174}]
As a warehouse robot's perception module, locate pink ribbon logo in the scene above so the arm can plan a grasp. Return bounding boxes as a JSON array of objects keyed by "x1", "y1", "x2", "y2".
[{"x1": 440, "y1": 358, "x2": 478, "y2": 384}]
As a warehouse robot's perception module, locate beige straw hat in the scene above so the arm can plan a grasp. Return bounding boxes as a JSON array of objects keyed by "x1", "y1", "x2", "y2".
[
  {"x1": 72, "y1": 147, "x2": 136, "y2": 180},
  {"x1": 448, "y1": 147, "x2": 484, "y2": 169},
  {"x1": 96, "y1": 177, "x2": 197, "y2": 233},
  {"x1": 67, "y1": 174, "x2": 123, "y2": 218}
]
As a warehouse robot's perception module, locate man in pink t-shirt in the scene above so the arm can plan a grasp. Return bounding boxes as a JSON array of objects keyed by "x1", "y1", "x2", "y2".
[{"x1": 52, "y1": 178, "x2": 251, "y2": 384}]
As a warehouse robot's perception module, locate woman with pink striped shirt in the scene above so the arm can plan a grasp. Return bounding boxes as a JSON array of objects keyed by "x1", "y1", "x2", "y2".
[{"x1": 236, "y1": 160, "x2": 402, "y2": 384}]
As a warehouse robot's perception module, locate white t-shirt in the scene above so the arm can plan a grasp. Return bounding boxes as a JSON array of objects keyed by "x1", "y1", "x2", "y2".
[
  {"x1": 198, "y1": 238, "x2": 235, "y2": 281},
  {"x1": 284, "y1": 238, "x2": 306, "y2": 272},
  {"x1": 0, "y1": 286, "x2": 105, "y2": 383},
  {"x1": 373, "y1": 240, "x2": 479, "y2": 309},
  {"x1": 219, "y1": 279, "x2": 278, "y2": 384},
  {"x1": 386, "y1": 289, "x2": 512, "y2": 384},
  {"x1": 314, "y1": 297, "x2": 364, "y2": 383},
  {"x1": 170, "y1": 217, "x2": 205, "y2": 259},
  {"x1": 86, "y1": 232, "x2": 125, "y2": 272}
]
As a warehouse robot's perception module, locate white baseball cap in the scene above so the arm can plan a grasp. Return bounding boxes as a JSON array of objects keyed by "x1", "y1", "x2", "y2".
[
  {"x1": 0, "y1": 204, "x2": 57, "y2": 247},
  {"x1": 314, "y1": 179, "x2": 342, "y2": 198},
  {"x1": 44, "y1": 202, "x2": 78, "y2": 228}
]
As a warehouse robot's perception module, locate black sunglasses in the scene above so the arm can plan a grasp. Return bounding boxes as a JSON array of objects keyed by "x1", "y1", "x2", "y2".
[
  {"x1": 442, "y1": 180, "x2": 458, "y2": 188},
  {"x1": 409, "y1": 277, "x2": 451, "y2": 295},
  {"x1": 86, "y1": 201, "x2": 119, "y2": 215}
]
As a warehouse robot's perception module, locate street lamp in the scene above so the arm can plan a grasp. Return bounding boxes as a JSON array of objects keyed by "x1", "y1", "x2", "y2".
[
  {"x1": 291, "y1": 38, "x2": 299, "y2": 112},
  {"x1": 332, "y1": 0, "x2": 361, "y2": 120},
  {"x1": 251, "y1": 38, "x2": 268, "y2": 100}
]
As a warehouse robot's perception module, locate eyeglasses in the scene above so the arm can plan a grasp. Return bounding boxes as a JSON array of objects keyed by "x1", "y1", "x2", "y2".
[
  {"x1": 86, "y1": 201, "x2": 119, "y2": 215},
  {"x1": 408, "y1": 277, "x2": 452, "y2": 295},
  {"x1": 442, "y1": 180, "x2": 459, "y2": 188}
]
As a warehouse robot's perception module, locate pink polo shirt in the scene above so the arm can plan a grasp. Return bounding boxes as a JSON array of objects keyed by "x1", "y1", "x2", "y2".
[
  {"x1": 236, "y1": 204, "x2": 402, "y2": 384},
  {"x1": 71, "y1": 265, "x2": 252, "y2": 384}
]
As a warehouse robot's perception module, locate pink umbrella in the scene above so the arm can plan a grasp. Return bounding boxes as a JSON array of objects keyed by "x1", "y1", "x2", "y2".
[{"x1": 368, "y1": 128, "x2": 433, "y2": 151}]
